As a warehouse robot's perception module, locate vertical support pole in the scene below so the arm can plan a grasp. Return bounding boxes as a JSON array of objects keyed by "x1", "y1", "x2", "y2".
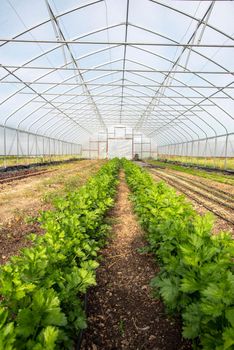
[
  {"x1": 205, "y1": 138, "x2": 208, "y2": 167},
  {"x1": 224, "y1": 134, "x2": 228, "y2": 170},
  {"x1": 197, "y1": 140, "x2": 200, "y2": 166},
  {"x1": 3, "y1": 126, "x2": 7, "y2": 168},
  {"x1": 191, "y1": 141, "x2": 194, "y2": 164},
  {"x1": 214, "y1": 137, "x2": 217, "y2": 168},
  {"x1": 49, "y1": 138, "x2": 51, "y2": 163},
  {"x1": 16, "y1": 129, "x2": 19, "y2": 165},
  {"x1": 42, "y1": 136, "x2": 45, "y2": 163},
  {"x1": 186, "y1": 142, "x2": 189, "y2": 164},
  {"x1": 35, "y1": 135, "x2": 38, "y2": 164},
  {"x1": 27, "y1": 133, "x2": 30, "y2": 165},
  {"x1": 106, "y1": 131, "x2": 109, "y2": 159},
  {"x1": 141, "y1": 135, "x2": 143, "y2": 160},
  {"x1": 45, "y1": 137, "x2": 48, "y2": 163}
]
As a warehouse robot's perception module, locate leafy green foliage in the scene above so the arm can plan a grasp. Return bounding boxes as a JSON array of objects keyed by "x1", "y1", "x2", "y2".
[
  {"x1": 123, "y1": 159, "x2": 234, "y2": 350},
  {"x1": 0, "y1": 159, "x2": 120, "y2": 349}
]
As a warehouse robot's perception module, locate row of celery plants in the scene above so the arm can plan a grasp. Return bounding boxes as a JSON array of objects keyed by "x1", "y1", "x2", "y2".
[
  {"x1": 123, "y1": 159, "x2": 234, "y2": 350},
  {"x1": 0, "y1": 159, "x2": 120, "y2": 350}
]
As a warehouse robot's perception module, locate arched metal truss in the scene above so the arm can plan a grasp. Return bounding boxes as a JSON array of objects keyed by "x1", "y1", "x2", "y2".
[{"x1": 0, "y1": 0, "x2": 233, "y2": 163}]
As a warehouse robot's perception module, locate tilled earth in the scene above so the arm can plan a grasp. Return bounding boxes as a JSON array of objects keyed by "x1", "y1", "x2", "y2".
[
  {"x1": 81, "y1": 172, "x2": 191, "y2": 350},
  {"x1": 149, "y1": 168, "x2": 234, "y2": 235},
  {"x1": 0, "y1": 219, "x2": 44, "y2": 264},
  {"x1": 0, "y1": 160, "x2": 104, "y2": 264}
]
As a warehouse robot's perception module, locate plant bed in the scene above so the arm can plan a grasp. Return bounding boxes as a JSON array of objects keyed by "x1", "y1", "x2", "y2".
[
  {"x1": 123, "y1": 160, "x2": 234, "y2": 350},
  {"x1": 0, "y1": 159, "x2": 120, "y2": 349}
]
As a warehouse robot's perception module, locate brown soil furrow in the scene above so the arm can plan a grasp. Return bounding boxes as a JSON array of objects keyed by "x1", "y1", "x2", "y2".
[
  {"x1": 82, "y1": 172, "x2": 191, "y2": 350},
  {"x1": 0, "y1": 169, "x2": 56, "y2": 185},
  {"x1": 150, "y1": 170, "x2": 234, "y2": 226},
  {"x1": 152, "y1": 170, "x2": 234, "y2": 211},
  {"x1": 165, "y1": 171, "x2": 234, "y2": 204},
  {"x1": 0, "y1": 161, "x2": 95, "y2": 185}
]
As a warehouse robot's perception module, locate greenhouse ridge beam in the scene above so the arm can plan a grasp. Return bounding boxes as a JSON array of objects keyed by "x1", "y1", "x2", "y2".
[
  {"x1": 0, "y1": 39, "x2": 234, "y2": 47},
  {"x1": 17, "y1": 94, "x2": 230, "y2": 99},
  {"x1": 119, "y1": 0, "x2": 130, "y2": 124},
  {"x1": 1, "y1": 65, "x2": 233, "y2": 74},
  {"x1": 10, "y1": 83, "x2": 233, "y2": 89}
]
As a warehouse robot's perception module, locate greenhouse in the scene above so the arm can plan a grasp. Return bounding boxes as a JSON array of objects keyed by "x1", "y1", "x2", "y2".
[{"x1": 0, "y1": 1, "x2": 234, "y2": 350}]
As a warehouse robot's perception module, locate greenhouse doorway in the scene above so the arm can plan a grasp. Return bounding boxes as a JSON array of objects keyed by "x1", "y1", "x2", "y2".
[{"x1": 108, "y1": 139, "x2": 133, "y2": 159}]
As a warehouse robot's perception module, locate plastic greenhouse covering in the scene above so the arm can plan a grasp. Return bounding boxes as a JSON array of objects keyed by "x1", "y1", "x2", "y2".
[{"x1": 0, "y1": 0, "x2": 233, "y2": 161}]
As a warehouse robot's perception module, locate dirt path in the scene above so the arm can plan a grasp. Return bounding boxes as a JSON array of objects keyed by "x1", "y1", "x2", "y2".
[{"x1": 82, "y1": 172, "x2": 191, "y2": 350}]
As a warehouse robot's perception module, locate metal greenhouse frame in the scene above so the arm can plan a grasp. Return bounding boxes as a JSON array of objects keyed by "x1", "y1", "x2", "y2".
[{"x1": 0, "y1": 0, "x2": 233, "y2": 168}]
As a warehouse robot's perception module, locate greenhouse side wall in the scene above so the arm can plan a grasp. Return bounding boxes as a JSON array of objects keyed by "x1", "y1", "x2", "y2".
[
  {"x1": 156, "y1": 133, "x2": 234, "y2": 170},
  {"x1": 0, "y1": 125, "x2": 82, "y2": 168}
]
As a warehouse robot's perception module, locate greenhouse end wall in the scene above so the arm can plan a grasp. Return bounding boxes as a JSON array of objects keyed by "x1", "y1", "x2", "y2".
[{"x1": 81, "y1": 126, "x2": 153, "y2": 160}]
